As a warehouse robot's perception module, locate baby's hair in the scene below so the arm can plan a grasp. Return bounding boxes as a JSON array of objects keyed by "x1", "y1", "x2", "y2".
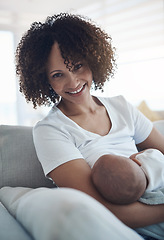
[{"x1": 16, "y1": 13, "x2": 116, "y2": 108}]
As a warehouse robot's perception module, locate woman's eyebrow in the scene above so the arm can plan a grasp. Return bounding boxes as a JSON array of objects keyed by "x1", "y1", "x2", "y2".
[{"x1": 50, "y1": 70, "x2": 61, "y2": 74}]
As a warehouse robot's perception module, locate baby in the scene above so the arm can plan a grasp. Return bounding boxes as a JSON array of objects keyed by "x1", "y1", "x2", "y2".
[{"x1": 91, "y1": 149, "x2": 164, "y2": 205}]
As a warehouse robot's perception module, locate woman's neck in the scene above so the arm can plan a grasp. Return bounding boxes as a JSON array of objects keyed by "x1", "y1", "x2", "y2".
[{"x1": 58, "y1": 95, "x2": 101, "y2": 117}]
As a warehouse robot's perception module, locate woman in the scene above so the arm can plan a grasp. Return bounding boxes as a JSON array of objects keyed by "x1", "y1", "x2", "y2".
[{"x1": 16, "y1": 13, "x2": 164, "y2": 233}]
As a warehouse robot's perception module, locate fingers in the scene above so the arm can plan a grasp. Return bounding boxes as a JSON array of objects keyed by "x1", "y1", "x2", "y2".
[{"x1": 130, "y1": 157, "x2": 142, "y2": 166}]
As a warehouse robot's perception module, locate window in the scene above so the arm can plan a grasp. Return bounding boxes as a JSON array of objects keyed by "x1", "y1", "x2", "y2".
[
  {"x1": 81, "y1": 0, "x2": 164, "y2": 110},
  {"x1": 0, "y1": 31, "x2": 17, "y2": 125}
]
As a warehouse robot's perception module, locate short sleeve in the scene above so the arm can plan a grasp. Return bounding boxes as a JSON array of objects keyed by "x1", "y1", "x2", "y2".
[
  {"x1": 33, "y1": 124, "x2": 83, "y2": 176},
  {"x1": 126, "y1": 99, "x2": 153, "y2": 144}
]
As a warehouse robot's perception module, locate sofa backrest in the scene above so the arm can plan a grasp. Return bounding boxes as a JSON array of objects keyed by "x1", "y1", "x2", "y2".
[
  {"x1": 0, "y1": 125, "x2": 54, "y2": 188},
  {"x1": 0, "y1": 121, "x2": 164, "y2": 188}
]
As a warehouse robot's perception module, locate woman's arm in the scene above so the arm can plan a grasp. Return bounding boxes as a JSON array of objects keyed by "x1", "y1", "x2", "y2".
[
  {"x1": 137, "y1": 126, "x2": 164, "y2": 154},
  {"x1": 49, "y1": 157, "x2": 164, "y2": 229}
]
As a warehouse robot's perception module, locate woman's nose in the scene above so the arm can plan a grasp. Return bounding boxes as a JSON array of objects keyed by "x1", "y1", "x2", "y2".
[{"x1": 67, "y1": 71, "x2": 79, "y2": 88}]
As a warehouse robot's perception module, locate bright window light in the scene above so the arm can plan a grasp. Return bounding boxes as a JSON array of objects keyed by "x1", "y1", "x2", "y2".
[{"x1": 0, "y1": 31, "x2": 17, "y2": 124}]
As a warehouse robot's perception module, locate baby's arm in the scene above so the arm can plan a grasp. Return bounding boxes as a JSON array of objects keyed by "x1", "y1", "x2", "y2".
[
  {"x1": 129, "y1": 149, "x2": 151, "y2": 163},
  {"x1": 129, "y1": 154, "x2": 142, "y2": 166},
  {"x1": 130, "y1": 149, "x2": 164, "y2": 191}
]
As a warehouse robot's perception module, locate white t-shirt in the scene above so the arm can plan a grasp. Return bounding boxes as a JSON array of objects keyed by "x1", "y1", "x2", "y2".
[{"x1": 33, "y1": 95, "x2": 153, "y2": 176}]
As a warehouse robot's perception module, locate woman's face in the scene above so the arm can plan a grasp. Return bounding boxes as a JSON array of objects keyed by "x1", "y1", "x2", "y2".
[{"x1": 47, "y1": 42, "x2": 93, "y2": 105}]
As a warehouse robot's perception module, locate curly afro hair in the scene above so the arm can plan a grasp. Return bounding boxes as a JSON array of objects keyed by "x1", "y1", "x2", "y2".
[{"x1": 16, "y1": 13, "x2": 116, "y2": 108}]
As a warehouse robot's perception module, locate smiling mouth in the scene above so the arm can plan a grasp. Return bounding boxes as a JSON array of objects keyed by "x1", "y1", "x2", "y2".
[{"x1": 67, "y1": 84, "x2": 86, "y2": 95}]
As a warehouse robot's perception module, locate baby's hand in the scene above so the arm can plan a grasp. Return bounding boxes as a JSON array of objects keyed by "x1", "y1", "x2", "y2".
[{"x1": 129, "y1": 153, "x2": 142, "y2": 166}]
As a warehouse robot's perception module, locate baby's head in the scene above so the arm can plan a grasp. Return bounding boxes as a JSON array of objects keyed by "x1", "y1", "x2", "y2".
[{"x1": 91, "y1": 154, "x2": 147, "y2": 205}]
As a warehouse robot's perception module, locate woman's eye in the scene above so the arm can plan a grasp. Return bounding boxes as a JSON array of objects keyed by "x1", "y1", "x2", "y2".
[
  {"x1": 74, "y1": 63, "x2": 82, "y2": 71},
  {"x1": 52, "y1": 72, "x2": 62, "y2": 78}
]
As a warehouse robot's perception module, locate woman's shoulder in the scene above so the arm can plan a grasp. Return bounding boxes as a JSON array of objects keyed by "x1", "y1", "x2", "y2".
[
  {"x1": 97, "y1": 95, "x2": 141, "y2": 121},
  {"x1": 33, "y1": 105, "x2": 64, "y2": 132},
  {"x1": 98, "y1": 94, "x2": 126, "y2": 101},
  {"x1": 97, "y1": 95, "x2": 129, "y2": 108}
]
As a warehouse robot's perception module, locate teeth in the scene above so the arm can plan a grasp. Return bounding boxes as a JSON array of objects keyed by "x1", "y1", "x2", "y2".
[{"x1": 69, "y1": 85, "x2": 83, "y2": 94}]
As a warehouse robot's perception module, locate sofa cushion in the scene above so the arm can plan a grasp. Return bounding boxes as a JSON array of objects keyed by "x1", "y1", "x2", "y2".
[
  {"x1": 0, "y1": 187, "x2": 143, "y2": 240},
  {"x1": 0, "y1": 203, "x2": 33, "y2": 240},
  {"x1": 0, "y1": 125, "x2": 54, "y2": 188}
]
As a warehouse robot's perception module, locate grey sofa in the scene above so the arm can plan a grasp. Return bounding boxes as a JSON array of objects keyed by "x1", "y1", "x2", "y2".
[
  {"x1": 0, "y1": 125, "x2": 54, "y2": 240},
  {"x1": 0, "y1": 122, "x2": 164, "y2": 240}
]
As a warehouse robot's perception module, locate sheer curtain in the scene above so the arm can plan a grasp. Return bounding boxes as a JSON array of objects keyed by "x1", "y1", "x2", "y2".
[{"x1": 78, "y1": 0, "x2": 164, "y2": 109}]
